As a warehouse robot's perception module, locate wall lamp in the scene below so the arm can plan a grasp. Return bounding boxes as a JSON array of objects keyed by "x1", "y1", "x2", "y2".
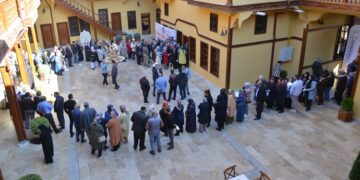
[
  {"x1": 220, "y1": 29, "x2": 228, "y2": 36},
  {"x1": 255, "y1": 11, "x2": 267, "y2": 16}
]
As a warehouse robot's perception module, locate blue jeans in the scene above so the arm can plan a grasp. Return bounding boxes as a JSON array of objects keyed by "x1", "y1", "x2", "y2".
[
  {"x1": 179, "y1": 85, "x2": 186, "y2": 100},
  {"x1": 324, "y1": 87, "x2": 331, "y2": 101},
  {"x1": 74, "y1": 53, "x2": 79, "y2": 64},
  {"x1": 149, "y1": 133, "x2": 161, "y2": 152}
]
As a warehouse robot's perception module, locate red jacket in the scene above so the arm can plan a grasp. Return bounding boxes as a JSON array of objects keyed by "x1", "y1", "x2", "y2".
[{"x1": 126, "y1": 43, "x2": 132, "y2": 54}]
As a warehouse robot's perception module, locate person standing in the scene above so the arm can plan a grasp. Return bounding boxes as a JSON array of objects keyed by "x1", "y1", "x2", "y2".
[
  {"x1": 172, "y1": 100, "x2": 184, "y2": 136},
  {"x1": 198, "y1": 98, "x2": 209, "y2": 133},
  {"x1": 143, "y1": 44, "x2": 149, "y2": 66},
  {"x1": 131, "y1": 39, "x2": 136, "y2": 60},
  {"x1": 325, "y1": 71, "x2": 335, "y2": 101},
  {"x1": 80, "y1": 102, "x2": 96, "y2": 139},
  {"x1": 111, "y1": 61, "x2": 120, "y2": 90},
  {"x1": 131, "y1": 106, "x2": 148, "y2": 151},
  {"x1": 37, "y1": 96, "x2": 62, "y2": 133},
  {"x1": 139, "y1": 76, "x2": 150, "y2": 103},
  {"x1": 334, "y1": 70, "x2": 348, "y2": 105},
  {"x1": 185, "y1": 98, "x2": 197, "y2": 133},
  {"x1": 244, "y1": 82, "x2": 252, "y2": 117},
  {"x1": 21, "y1": 92, "x2": 35, "y2": 129},
  {"x1": 72, "y1": 104, "x2": 86, "y2": 143},
  {"x1": 214, "y1": 89, "x2": 228, "y2": 131},
  {"x1": 152, "y1": 64, "x2": 163, "y2": 96},
  {"x1": 65, "y1": 45, "x2": 73, "y2": 67},
  {"x1": 64, "y1": 94, "x2": 76, "y2": 137},
  {"x1": 317, "y1": 74, "x2": 327, "y2": 105},
  {"x1": 89, "y1": 118, "x2": 105, "y2": 158},
  {"x1": 177, "y1": 68, "x2": 188, "y2": 100},
  {"x1": 161, "y1": 102, "x2": 175, "y2": 150},
  {"x1": 226, "y1": 89, "x2": 236, "y2": 124},
  {"x1": 236, "y1": 90, "x2": 247, "y2": 123},
  {"x1": 100, "y1": 61, "x2": 109, "y2": 86},
  {"x1": 38, "y1": 124, "x2": 54, "y2": 164},
  {"x1": 254, "y1": 80, "x2": 266, "y2": 120},
  {"x1": 146, "y1": 110, "x2": 163, "y2": 155},
  {"x1": 155, "y1": 73, "x2": 167, "y2": 104},
  {"x1": 204, "y1": 90, "x2": 213, "y2": 127},
  {"x1": 106, "y1": 110, "x2": 122, "y2": 151},
  {"x1": 184, "y1": 66, "x2": 191, "y2": 95},
  {"x1": 168, "y1": 69, "x2": 178, "y2": 101},
  {"x1": 33, "y1": 91, "x2": 42, "y2": 108},
  {"x1": 276, "y1": 79, "x2": 287, "y2": 114},
  {"x1": 71, "y1": 41, "x2": 79, "y2": 65},
  {"x1": 289, "y1": 75, "x2": 303, "y2": 113},
  {"x1": 54, "y1": 92, "x2": 65, "y2": 129},
  {"x1": 303, "y1": 75, "x2": 317, "y2": 111},
  {"x1": 119, "y1": 105, "x2": 130, "y2": 143}
]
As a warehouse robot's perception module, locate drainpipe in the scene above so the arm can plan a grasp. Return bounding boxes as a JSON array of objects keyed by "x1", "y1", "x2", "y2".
[{"x1": 45, "y1": 0, "x2": 57, "y2": 45}]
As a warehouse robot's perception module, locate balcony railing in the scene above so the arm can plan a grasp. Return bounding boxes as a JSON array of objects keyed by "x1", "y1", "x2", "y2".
[{"x1": 311, "y1": 0, "x2": 360, "y2": 4}]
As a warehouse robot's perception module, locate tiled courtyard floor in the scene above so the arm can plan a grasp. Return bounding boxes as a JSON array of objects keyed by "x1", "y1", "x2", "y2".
[{"x1": 0, "y1": 60, "x2": 360, "y2": 180}]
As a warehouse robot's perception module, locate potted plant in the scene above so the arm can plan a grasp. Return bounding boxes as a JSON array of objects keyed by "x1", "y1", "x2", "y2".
[
  {"x1": 19, "y1": 174, "x2": 42, "y2": 180},
  {"x1": 338, "y1": 98, "x2": 354, "y2": 122},
  {"x1": 349, "y1": 151, "x2": 360, "y2": 180},
  {"x1": 280, "y1": 70, "x2": 288, "y2": 79}
]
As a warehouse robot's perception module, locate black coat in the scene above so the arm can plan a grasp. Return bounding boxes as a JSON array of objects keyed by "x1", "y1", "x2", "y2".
[
  {"x1": 131, "y1": 111, "x2": 148, "y2": 134},
  {"x1": 205, "y1": 95, "x2": 213, "y2": 112},
  {"x1": 276, "y1": 83, "x2": 287, "y2": 105},
  {"x1": 38, "y1": 124, "x2": 54, "y2": 163},
  {"x1": 256, "y1": 86, "x2": 267, "y2": 103},
  {"x1": 185, "y1": 102, "x2": 196, "y2": 133},
  {"x1": 198, "y1": 102, "x2": 209, "y2": 124},
  {"x1": 160, "y1": 108, "x2": 174, "y2": 129},
  {"x1": 139, "y1": 77, "x2": 150, "y2": 91},
  {"x1": 152, "y1": 67, "x2": 163, "y2": 82},
  {"x1": 177, "y1": 72, "x2": 187, "y2": 86},
  {"x1": 54, "y1": 96, "x2": 64, "y2": 113},
  {"x1": 172, "y1": 106, "x2": 184, "y2": 126},
  {"x1": 336, "y1": 75, "x2": 348, "y2": 91},
  {"x1": 169, "y1": 74, "x2": 178, "y2": 88},
  {"x1": 214, "y1": 94, "x2": 227, "y2": 123},
  {"x1": 64, "y1": 99, "x2": 76, "y2": 115}
]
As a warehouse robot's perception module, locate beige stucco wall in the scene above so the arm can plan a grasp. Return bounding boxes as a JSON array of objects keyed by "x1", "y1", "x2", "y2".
[{"x1": 232, "y1": 0, "x2": 287, "y2": 6}]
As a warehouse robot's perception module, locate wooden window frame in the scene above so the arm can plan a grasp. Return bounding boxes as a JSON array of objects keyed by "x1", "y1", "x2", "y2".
[
  {"x1": 164, "y1": 3, "x2": 169, "y2": 16},
  {"x1": 127, "y1": 11, "x2": 137, "y2": 29},
  {"x1": 200, "y1": 41, "x2": 209, "y2": 70},
  {"x1": 79, "y1": 18, "x2": 90, "y2": 33},
  {"x1": 210, "y1": 13, "x2": 218, "y2": 33},
  {"x1": 28, "y1": 26, "x2": 39, "y2": 43},
  {"x1": 333, "y1": 25, "x2": 350, "y2": 60},
  {"x1": 189, "y1": 36, "x2": 196, "y2": 63},
  {"x1": 254, "y1": 15, "x2": 267, "y2": 34},
  {"x1": 210, "y1": 46, "x2": 220, "y2": 77},
  {"x1": 68, "y1": 16, "x2": 80, "y2": 36}
]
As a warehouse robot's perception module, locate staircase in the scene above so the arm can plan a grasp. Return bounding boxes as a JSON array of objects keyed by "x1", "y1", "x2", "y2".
[{"x1": 54, "y1": 0, "x2": 117, "y2": 36}]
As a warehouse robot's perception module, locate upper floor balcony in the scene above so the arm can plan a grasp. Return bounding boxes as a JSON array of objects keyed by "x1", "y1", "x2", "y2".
[{"x1": 299, "y1": 0, "x2": 360, "y2": 12}]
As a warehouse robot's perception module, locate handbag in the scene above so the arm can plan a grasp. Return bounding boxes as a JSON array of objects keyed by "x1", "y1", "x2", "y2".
[{"x1": 98, "y1": 135, "x2": 106, "y2": 143}]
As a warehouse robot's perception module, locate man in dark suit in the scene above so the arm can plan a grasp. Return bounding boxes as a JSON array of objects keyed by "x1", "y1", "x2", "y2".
[
  {"x1": 255, "y1": 80, "x2": 267, "y2": 120},
  {"x1": 131, "y1": 106, "x2": 148, "y2": 151},
  {"x1": 54, "y1": 92, "x2": 65, "y2": 129},
  {"x1": 334, "y1": 70, "x2": 348, "y2": 105},
  {"x1": 64, "y1": 94, "x2": 76, "y2": 137},
  {"x1": 139, "y1": 76, "x2": 150, "y2": 103}
]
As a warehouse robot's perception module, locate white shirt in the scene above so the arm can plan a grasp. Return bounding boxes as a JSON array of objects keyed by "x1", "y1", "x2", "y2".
[{"x1": 290, "y1": 80, "x2": 303, "y2": 96}]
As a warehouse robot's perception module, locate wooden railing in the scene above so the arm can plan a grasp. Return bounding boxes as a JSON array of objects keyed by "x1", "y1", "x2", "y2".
[{"x1": 0, "y1": 0, "x2": 19, "y2": 33}]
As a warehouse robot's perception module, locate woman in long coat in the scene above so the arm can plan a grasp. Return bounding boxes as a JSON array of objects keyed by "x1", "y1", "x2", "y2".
[
  {"x1": 204, "y1": 90, "x2": 213, "y2": 127},
  {"x1": 106, "y1": 111, "x2": 122, "y2": 151},
  {"x1": 38, "y1": 124, "x2": 54, "y2": 164},
  {"x1": 227, "y1": 89, "x2": 236, "y2": 124},
  {"x1": 119, "y1": 105, "x2": 130, "y2": 143},
  {"x1": 172, "y1": 99, "x2": 184, "y2": 135},
  {"x1": 89, "y1": 119, "x2": 104, "y2": 157},
  {"x1": 303, "y1": 75, "x2": 317, "y2": 111},
  {"x1": 214, "y1": 89, "x2": 228, "y2": 131},
  {"x1": 197, "y1": 98, "x2": 209, "y2": 133},
  {"x1": 185, "y1": 98, "x2": 196, "y2": 133},
  {"x1": 236, "y1": 90, "x2": 247, "y2": 123}
]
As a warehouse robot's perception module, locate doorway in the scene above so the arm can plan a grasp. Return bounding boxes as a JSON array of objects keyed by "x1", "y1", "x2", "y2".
[
  {"x1": 56, "y1": 22, "x2": 70, "y2": 46},
  {"x1": 111, "y1": 12, "x2": 122, "y2": 32},
  {"x1": 40, "y1": 24, "x2": 55, "y2": 48},
  {"x1": 99, "y1": 9, "x2": 109, "y2": 27},
  {"x1": 141, "y1": 13, "x2": 151, "y2": 35},
  {"x1": 183, "y1": 35, "x2": 189, "y2": 45}
]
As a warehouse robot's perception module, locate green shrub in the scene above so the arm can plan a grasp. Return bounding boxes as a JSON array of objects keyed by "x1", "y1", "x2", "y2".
[
  {"x1": 350, "y1": 151, "x2": 360, "y2": 180},
  {"x1": 341, "y1": 98, "x2": 354, "y2": 112},
  {"x1": 30, "y1": 117, "x2": 50, "y2": 135},
  {"x1": 19, "y1": 174, "x2": 42, "y2": 180},
  {"x1": 280, "y1": 70, "x2": 288, "y2": 79}
]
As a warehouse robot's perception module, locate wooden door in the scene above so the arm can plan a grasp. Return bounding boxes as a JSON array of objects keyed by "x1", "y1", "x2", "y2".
[
  {"x1": 99, "y1": 9, "x2": 109, "y2": 27},
  {"x1": 40, "y1": 24, "x2": 55, "y2": 48},
  {"x1": 57, "y1": 22, "x2": 70, "y2": 46},
  {"x1": 141, "y1": 13, "x2": 151, "y2": 35},
  {"x1": 111, "y1": 12, "x2": 122, "y2": 32}
]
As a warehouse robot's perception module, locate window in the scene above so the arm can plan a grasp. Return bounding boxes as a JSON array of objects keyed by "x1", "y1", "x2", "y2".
[
  {"x1": 210, "y1": 46, "x2": 220, "y2": 77},
  {"x1": 164, "y1": 3, "x2": 169, "y2": 16},
  {"x1": 189, "y1": 36, "x2": 196, "y2": 63},
  {"x1": 68, "y1": 16, "x2": 80, "y2": 36},
  {"x1": 334, "y1": 25, "x2": 350, "y2": 60},
  {"x1": 210, "y1": 13, "x2": 218, "y2": 33},
  {"x1": 156, "y1": 8, "x2": 161, "y2": 23},
  {"x1": 200, "y1": 42, "x2": 209, "y2": 70},
  {"x1": 27, "y1": 26, "x2": 38, "y2": 43},
  {"x1": 128, "y1": 11, "x2": 137, "y2": 29},
  {"x1": 254, "y1": 15, "x2": 267, "y2": 34},
  {"x1": 79, "y1": 18, "x2": 90, "y2": 32},
  {"x1": 177, "y1": 30, "x2": 182, "y2": 45}
]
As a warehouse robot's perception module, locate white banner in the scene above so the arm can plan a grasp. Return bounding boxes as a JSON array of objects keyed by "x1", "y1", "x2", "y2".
[
  {"x1": 155, "y1": 22, "x2": 176, "y2": 41},
  {"x1": 343, "y1": 25, "x2": 360, "y2": 71}
]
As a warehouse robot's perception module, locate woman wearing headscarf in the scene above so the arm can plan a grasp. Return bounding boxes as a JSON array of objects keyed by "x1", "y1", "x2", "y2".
[
  {"x1": 226, "y1": 89, "x2": 236, "y2": 124},
  {"x1": 303, "y1": 75, "x2": 317, "y2": 111},
  {"x1": 214, "y1": 88, "x2": 228, "y2": 131},
  {"x1": 119, "y1": 105, "x2": 130, "y2": 143},
  {"x1": 106, "y1": 110, "x2": 122, "y2": 151},
  {"x1": 38, "y1": 124, "x2": 54, "y2": 164},
  {"x1": 159, "y1": 101, "x2": 170, "y2": 137},
  {"x1": 185, "y1": 98, "x2": 197, "y2": 133},
  {"x1": 172, "y1": 99, "x2": 184, "y2": 136},
  {"x1": 236, "y1": 90, "x2": 247, "y2": 123},
  {"x1": 244, "y1": 82, "x2": 252, "y2": 117},
  {"x1": 96, "y1": 112, "x2": 109, "y2": 150},
  {"x1": 204, "y1": 90, "x2": 213, "y2": 127},
  {"x1": 89, "y1": 117, "x2": 104, "y2": 157},
  {"x1": 159, "y1": 101, "x2": 175, "y2": 150},
  {"x1": 198, "y1": 97, "x2": 209, "y2": 133}
]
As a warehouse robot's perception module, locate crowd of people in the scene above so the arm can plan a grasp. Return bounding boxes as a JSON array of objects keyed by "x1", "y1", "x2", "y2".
[{"x1": 17, "y1": 35, "x2": 358, "y2": 163}]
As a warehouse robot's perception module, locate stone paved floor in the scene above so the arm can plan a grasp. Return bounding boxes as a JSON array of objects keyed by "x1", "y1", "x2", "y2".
[{"x1": 1, "y1": 60, "x2": 360, "y2": 180}]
